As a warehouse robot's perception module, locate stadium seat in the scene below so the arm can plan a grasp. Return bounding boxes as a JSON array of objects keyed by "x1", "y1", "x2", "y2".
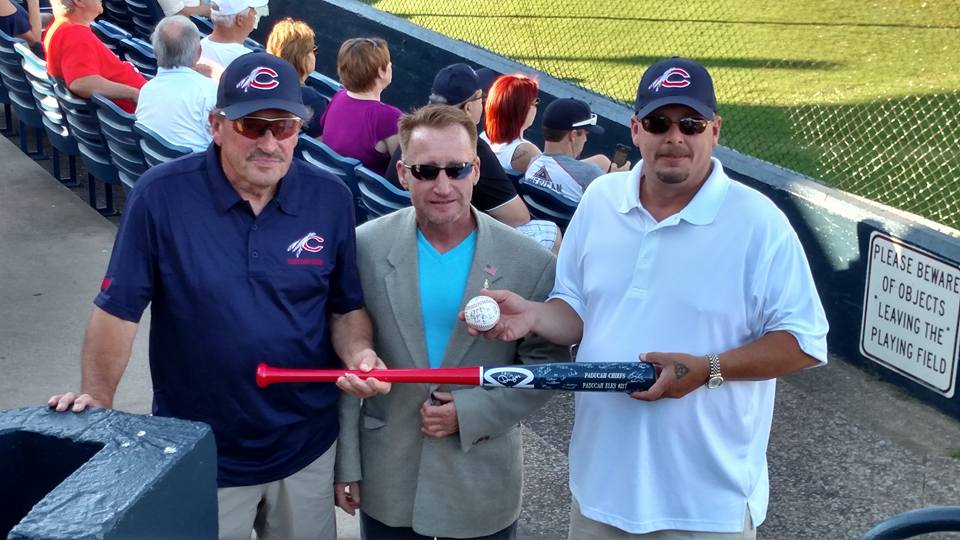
[
  {"x1": 0, "y1": 30, "x2": 46, "y2": 159},
  {"x1": 305, "y1": 71, "x2": 343, "y2": 99},
  {"x1": 861, "y1": 506, "x2": 960, "y2": 539},
  {"x1": 503, "y1": 167, "x2": 523, "y2": 190},
  {"x1": 92, "y1": 94, "x2": 148, "y2": 193},
  {"x1": 517, "y1": 178, "x2": 577, "y2": 232},
  {"x1": 101, "y1": 0, "x2": 134, "y2": 29},
  {"x1": 91, "y1": 20, "x2": 133, "y2": 55},
  {"x1": 52, "y1": 79, "x2": 121, "y2": 215},
  {"x1": 123, "y1": 0, "x2": 164, "y2": 40},
  {"x1": 190, "y1": 15, "x2": 214, "y2": 36},
  {"x1": 15, "y1": 41, "x2": 80, "y2": 186},
  {"x1": 244, "y1": 37, "x2": 265, "y2": 53},
  {"x1": 133, "y1": 121, "x2": 193, "y2": 168},
  {"x1": 295, "y1": 135, "x2": 366, "y2": 223},
  {"x1": 118, "y1": 37, "x2": 157, "y2": 79},
  {"x1": 355, "y1": 165, "x2": 410, "y2": 219}
]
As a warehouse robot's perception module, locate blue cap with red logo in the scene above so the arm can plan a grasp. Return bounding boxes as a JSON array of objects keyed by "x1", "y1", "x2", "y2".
[
  {"x1": 634, "y1": 57, "x2": 716, "y2": 120},
  {"x1": 216, "y1": 52, "x2": 308, "y2": 120}
]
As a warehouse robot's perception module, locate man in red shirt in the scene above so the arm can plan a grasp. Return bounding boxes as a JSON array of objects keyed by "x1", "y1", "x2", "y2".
[{"x1": 44, "y1": 0, "x2": 146, "y2": 113}]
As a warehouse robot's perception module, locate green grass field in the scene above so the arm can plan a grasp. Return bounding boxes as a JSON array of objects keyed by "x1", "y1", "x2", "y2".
[{"x1": 366, "y1": 0, "x2": 960, "y2": 230}]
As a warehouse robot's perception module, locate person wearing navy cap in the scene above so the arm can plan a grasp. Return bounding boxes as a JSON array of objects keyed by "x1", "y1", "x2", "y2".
[
  {"x1": 48, "y1": 52, "x2": 391, "y2": 540},
  {"x1": 524, "y1": 97, "x2": 631, "y2": 203},
  {"x1": 469, "y1": 57, "x2": 829, "y2": 539}
]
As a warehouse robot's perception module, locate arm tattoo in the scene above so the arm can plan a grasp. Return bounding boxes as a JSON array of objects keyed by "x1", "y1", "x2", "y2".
[{"x1": 674, "y1": 361, "x2": 690, "y2": 379}]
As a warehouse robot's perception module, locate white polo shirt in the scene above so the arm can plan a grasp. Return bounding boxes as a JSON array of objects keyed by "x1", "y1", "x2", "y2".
[
  {"x1": 156, "y1": 0, "x2": 203, "y2": 16},
  {"x1": 198, "y1": 37, "x2": 251, "y2": 81},
  {"x1": 551, "y1": 158, "x2": 828, "y2": 534},
  {"x1": 135, "y1": 66, "x2": 217, "y2": 152}
]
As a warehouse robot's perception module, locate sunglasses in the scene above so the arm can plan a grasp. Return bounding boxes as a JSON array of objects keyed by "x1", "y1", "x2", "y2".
[
  {"x1": 640, "y1": 115, "x2": 712, "y2": 136},
  {"x1": 403, "y1": 162, "x2": 473, "y2": 181},
  {"x1": 532, "y1": 97, "x2": 541, "y2": 107},
  {"x1": 227, "y1": 115, "x2": 302, "y2": 140}
]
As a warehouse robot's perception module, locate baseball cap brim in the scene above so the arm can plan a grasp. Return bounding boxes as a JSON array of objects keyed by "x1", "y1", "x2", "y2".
[
  {"x1": 222, "y1": 99, "x2": 309, "y2": 121},
  {"x1": 635, "y1": 96, "x2": 715, "y2": 120}
]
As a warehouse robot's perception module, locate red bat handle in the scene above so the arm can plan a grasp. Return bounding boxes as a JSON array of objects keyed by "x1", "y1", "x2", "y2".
[{"x1": 255, "y1": 363, "x2": 480, "y2": 388}]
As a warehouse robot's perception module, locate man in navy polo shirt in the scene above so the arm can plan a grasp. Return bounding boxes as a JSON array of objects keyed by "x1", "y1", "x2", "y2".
[{"x1": 49, "y1": 53, "x2": 389, "y2": 540}]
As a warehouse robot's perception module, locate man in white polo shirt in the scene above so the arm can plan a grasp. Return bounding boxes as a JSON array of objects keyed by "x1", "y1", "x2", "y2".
[
  {"x1": 472, "y1": 57, "x2": 829, "y2": 539},
  {"x1": 136, "y1": 15, "x2": 217, "y2": 151},
  {"x1": 155, "y1": 0, "x2": 210, "y2": 17},
  {"x1": 197, "y1": 0, "x2": 266, "y2": 80}
]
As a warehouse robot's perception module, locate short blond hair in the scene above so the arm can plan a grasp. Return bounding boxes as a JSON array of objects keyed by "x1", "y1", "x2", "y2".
[
  {"x1": 399, "y1": 105, "x2": 478, "y2": 159},
  {"x1": 336, "y1": 37, "x2": 390, "y2": 93},
  {"x1": 266, "y1": 18, "x2": 316, "y2": 80}
]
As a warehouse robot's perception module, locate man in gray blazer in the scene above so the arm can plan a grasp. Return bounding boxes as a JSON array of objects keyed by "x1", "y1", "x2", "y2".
[{"x1": 334, "y1": 105, "x2": 565, "y2": 539}]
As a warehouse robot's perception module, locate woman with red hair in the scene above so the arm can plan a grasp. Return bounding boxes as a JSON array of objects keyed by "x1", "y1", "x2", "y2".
[{"x1": 481, "y1": 74, "x2": 542, "y2": 172}]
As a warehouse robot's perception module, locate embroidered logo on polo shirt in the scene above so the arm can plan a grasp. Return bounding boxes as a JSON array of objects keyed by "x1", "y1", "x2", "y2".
[
  {"x1": 286, "y1": 232, "x2": 325, "y2": 266},
  {"x1": 237, "y1": 67, "x2": 280, "y2": 93}
]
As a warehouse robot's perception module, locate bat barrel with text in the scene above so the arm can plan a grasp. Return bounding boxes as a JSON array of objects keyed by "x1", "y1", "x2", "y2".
[{"x1": 256, "y1": 362, "x2": 657, "y2": 393}]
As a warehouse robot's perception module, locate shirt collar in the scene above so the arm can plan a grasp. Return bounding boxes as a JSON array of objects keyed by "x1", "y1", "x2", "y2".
[
  {"x1": 205, "y1": 145, "x2": 301, "y2": 216},
  {"x1": 617, "y1": 157, "x2": 729, "y2": 225},
  {"x1": 155, "y1": 66, "x2": 205, "y2": 77}
]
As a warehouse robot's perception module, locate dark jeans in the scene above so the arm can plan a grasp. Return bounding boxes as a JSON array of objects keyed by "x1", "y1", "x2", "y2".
[{"x1": 360, "y1": 512, "x2": 518, "y2": 540}]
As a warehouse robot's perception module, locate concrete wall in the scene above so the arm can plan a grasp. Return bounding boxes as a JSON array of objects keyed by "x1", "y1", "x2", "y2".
[{"x1": 253, "y1": 0, "x2": 960, "y2": 418}]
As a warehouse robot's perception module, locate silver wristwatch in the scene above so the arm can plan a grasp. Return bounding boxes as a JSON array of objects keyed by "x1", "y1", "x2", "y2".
[{"x1": 706, "y1": 353, "x2": 724, "y2": 389}]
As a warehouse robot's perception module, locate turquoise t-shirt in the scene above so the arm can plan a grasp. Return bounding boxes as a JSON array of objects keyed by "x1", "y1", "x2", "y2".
[{"x1": 417, "y1": 229, "x2": 477, "y2": 368}]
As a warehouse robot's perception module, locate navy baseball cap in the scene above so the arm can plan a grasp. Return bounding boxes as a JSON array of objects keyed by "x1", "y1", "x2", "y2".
[
  {"x1": 542, "y1": 98, "x2": 604, "y2": 134},
  {"x1": 634, "y1": 57, "x2": 716, "y2": 120},
  {"x1": 430, "y1": 63, "x2": 481, "y2": 105},
  {"x1": 216, "y1": 53, "x2": 308, "y2": 120},
  {"x1": 475, "y1": 67, "x2": 501, "y2": 93}
]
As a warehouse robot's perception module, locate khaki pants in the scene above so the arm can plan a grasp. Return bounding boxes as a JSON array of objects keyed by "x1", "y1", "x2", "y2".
[
  {"x1": 217, "y1": 445, "x2": 336, "y2": 540},
  {"x1": 567, "y1": 497, "x2": 756, "y2": 540}
]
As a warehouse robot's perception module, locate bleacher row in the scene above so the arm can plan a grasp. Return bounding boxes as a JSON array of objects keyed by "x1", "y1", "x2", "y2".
[{"x1": 0, "y1": 5, "x2": 579, "y2": 229}]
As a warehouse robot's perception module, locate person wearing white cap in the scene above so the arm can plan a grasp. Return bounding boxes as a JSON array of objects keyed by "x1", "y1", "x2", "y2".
[
  {"x1": 155, "y1": 0, "x2": 211, "y2": 18},
  {"x1": 197, "y1": 0, "x2": 268, "y2": 80}
]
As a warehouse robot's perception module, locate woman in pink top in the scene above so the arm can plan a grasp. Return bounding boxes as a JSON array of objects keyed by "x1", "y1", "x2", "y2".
[{"x1": 318, "y1": 37, "x2": 402, "y2": 176}]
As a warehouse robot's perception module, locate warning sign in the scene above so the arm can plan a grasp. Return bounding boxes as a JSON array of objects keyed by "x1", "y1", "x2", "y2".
[{"x1": 860, "y1": 232, "x2": 960, "y2": 397}]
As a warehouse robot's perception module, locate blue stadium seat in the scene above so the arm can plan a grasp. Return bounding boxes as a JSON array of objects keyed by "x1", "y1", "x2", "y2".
[
  {"x1": 52, "y1": 79, "x2": 121, "y2": 215},
  {"x1": 133, "y1": 121, "x2": 193, "y2": 168},
  {"x1": 517, "y1": 178, "x2": 577, "y2": 232},
  {"x1": 305, "y1": 71, "x2": 343, "y2": 99},
  {"x1": 15, "y1": 41, "x2": 80, "y2": 185},
  {"x1": 123, "y1": 0, "x2": 164, "y2": 40},
  {"x1": 0, "y1": 30, "x2": 46, "y2": 158},
  {"x1": 101, "y1": 0, "x2": 134, "y2": 29},
  {"x1": 0, "y1": 68, "x2": 11, "y2": 134},
  {"x1": 861, "y1": 506, "x2": 960, "y2": 539},
  {"x1": 295, "y1": 135, "x2": 366, "y2": 223},
  {"x1": 244, "y1": 37, "x2": 265, "y2": 52},
  {"x1": 118, "y1": 37, "x2": 157, "y2": 79},
  {"x1": 91, "y1": 20, "x2": 133, "y2": 55},
  {"x1": 92, "y1": 94, "x2": 148, "y2": 193},
  {"x1": 190, "y1": 15, "x2": 214, "y2": 36},
  {"x1": 355, "y1": 165, "x2": 410, "y2": 219}
]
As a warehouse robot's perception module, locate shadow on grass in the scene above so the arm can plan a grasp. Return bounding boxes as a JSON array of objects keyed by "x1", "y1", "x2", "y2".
[
  {"x1": 720, "y1": 91, "x2": 960, "y2": 230},
  {"x1": 513, "y1": 55, "x2": 842, "y2": 71}
]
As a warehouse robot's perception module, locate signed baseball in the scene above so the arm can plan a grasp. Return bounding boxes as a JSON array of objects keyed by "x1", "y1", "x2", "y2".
[{"x1": 464, "y1": 295, "x2": 500, "y2": 331}]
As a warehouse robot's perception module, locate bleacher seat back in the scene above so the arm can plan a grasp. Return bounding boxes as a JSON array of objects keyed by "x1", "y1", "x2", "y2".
[
  {"x1": 123, "y1": 0, "x2": 164, "y2": 40},
  {"x1": 305, "y1": 71, "x2": 343, "y2": 100},
  {"x1": 91, "y1": 20, "x2": 133, "y2": 55},
  {"x1": 92, "y1": 93, "x2": 148, "y2": 191},
  {"x1": 133, "y1": 121, "x2": 193, "y2": 168},
  {"x1": 517, "y1": 178, "x2": 577, "y2": 232},
  {"x1": 118, "y1": 37, "x2": 157, "y2": 79},
  {"x1": 14, "y1": 42, "x2": 77, "y2": 153},
  {"x1": 296, "y1": 135, "x2": 366, "y2": 223},
  {"x1": 0, "y1": 31, "x2": 43, "y2": 128},
  {"x1": 52, "y1": 79, "x2": 119, "y2": 183},
  {"x1": 355, "y1": 165, "x2": 411, "y2": 219}
]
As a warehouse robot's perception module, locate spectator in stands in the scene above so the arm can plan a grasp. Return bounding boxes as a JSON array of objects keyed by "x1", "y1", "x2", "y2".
[
  {"x1": 49, "y1": 52, "x2": 390, "y2": 540},
  {"x1": 318, "y1": 36, "x2": 401, "y2": 177},
  {"x1": 481, "y1": 74, "x2": 540, "y2": 173},
  {"x1": 44, "y1": 0, "x2": 146, "y2": 113},
  {"x1": 524, "y1": 98, "x2": 630, "y2": 203},
  {"x1": 266, "y1": 17, "x2": 324, "y2": 137},
  {"x1": 0, "y1": 0, "x2": 42, "y2": 45},
  {"x1": 475, "y1": 66, "x2": 499, "y2": 133},
  {"x1": 136, "y1": 15, "x2": 217, "y2": 152},
  {"x1": 155, "y1": 0, "x2": 210, "y2": 18},
  {"x1": 383, "y1": 63, "x2": 561, "y2": 252},
  {"x1": 334, "y1": 104, "x2": 563, "y2": 540},
  {"x1": 197, "y1": 0, "x2": 265, "y2": 80}
]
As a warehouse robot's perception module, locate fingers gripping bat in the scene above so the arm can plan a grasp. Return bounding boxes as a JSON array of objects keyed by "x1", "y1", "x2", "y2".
[{"x1": 256, "y1": 362, "x2": 656, "y2": 393}]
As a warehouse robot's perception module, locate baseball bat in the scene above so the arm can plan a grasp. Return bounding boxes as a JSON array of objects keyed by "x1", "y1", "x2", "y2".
[{"x1": 256, "y1": 362, "x2": 656, "y2": 393}]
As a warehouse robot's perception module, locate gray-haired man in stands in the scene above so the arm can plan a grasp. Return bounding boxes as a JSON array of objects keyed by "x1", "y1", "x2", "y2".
[
  {"x1": 136, "y1": 15, "x2": 218, "y2": 151},
  {"x1": 197, "y1": 0, "x2": 266, "y2": 80}
]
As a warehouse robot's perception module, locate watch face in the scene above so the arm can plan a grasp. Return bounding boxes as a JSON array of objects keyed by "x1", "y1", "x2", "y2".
[{"x1": 707, "y1": 376, "x2": 724, "y2": 389}]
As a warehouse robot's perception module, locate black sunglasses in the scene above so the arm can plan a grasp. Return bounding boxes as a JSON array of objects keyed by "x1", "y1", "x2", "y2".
[
  {"x1": 403, "y1": 162, "x2": 473, "y2": 181},
  {"x1": 640, "y1": 116, "x2": 712, "y2": 136}
]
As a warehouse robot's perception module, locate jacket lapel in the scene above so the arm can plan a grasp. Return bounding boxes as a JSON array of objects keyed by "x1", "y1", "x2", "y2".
[{"x1": 384, "y1": 210, "x2": 430, "y2": 368}]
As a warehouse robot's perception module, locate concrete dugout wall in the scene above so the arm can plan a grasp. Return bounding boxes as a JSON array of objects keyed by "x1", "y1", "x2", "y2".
[{"x1": 254, "y1": 0, "x2": 960, "y2": 418}]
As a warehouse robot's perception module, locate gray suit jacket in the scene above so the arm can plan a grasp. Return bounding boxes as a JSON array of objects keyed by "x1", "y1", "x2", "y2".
[{"x1": 336, "y1": 208, "x2": 566, "y2": 537}]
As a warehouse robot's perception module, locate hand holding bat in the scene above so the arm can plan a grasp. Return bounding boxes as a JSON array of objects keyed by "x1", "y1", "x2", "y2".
[{"x1": 257, "y1": 361, "x2": 656, "y2": 393}]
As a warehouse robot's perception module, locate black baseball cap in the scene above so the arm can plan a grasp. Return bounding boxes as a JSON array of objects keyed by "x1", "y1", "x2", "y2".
[
  {"x1": 216, "y1": 52, "x2": 307, "y2": 120},
  {"x1": 634, "y1": 57, "x2": 716, "y2": 120},
  {"x1": 475, "y1": 67, "x2": 501, "y2": 94},
  {"x1": 430, "y1": 63, "x2": 481, "y2": 105},
  {"x1": 542, "y1": 98, "x2": 604, "y2": 134}
]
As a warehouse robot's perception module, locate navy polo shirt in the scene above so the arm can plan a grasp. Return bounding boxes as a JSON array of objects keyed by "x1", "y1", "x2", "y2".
[{"x1": 95, "y1": 145, "x2": 364, "y2": 487}]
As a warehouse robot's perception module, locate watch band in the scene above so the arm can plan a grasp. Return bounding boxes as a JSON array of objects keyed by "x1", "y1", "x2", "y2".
[{"x1": 707, "y1": 353, "x2": 721, "y2": 379}]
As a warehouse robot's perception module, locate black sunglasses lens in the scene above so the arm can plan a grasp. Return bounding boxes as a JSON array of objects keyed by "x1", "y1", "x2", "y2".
[
  {"x1": 678, "y1": 118, "x2": 708, "y2": 135},
  {"x1": 448, "y1": 163, "x2": 472, "y2": 179},
  {"x1": 641, "y1": 116, "x2": 707, "y2": 135},
  {"x1": 410, "y1": 163, "x2": 471, "y2": 180},
  {"x1": 642, "y1": 116, "x2": 671, "y2": 134}
]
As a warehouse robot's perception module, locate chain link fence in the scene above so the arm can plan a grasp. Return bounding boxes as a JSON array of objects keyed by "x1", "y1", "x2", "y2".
[{"x1": 365, "y1": 0, "x2": 960, "y2": 231}]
